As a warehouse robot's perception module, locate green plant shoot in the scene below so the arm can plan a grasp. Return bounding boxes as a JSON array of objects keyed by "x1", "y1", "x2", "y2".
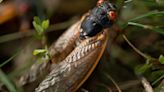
[{"x1": 32, "y1": 16, "x2": 49, "y2": 37}]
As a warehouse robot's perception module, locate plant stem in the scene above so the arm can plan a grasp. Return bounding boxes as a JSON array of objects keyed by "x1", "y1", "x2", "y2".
[
  {"x1": 104, "y1": 73, "x2": 122, "y2": 92},
  {"x1": 140, "y1": 76, "x2": 153, "y2": 92},
  {"x1": 122, "y1": 34, "x2": 150, "y2": 60}
]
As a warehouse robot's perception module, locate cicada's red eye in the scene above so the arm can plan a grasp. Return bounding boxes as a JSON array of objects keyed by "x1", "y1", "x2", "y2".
[
  {"x1": 97, "y1": 0, "x2": 104, "y2": 6},
  {"x1": 108, "y1": 11, "x2": 117, "y2": 21}
]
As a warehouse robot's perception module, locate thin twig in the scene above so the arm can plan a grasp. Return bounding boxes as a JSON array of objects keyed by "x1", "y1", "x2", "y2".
[
  {"x1": 111, "y1": 80, "x2": 140, "y2": 91},
  {"x1": 122, "y1": 34, "x2": 150, "y2": 59},
  {"x1": 140, "y1": 76, "x2": 153, "y2": 92},
  {"x1": 98, "y1": 79, "x2": 141, "y2": 92},
  {"x1": 104, "y1": 73, "x2": 122, "y2": 92}
]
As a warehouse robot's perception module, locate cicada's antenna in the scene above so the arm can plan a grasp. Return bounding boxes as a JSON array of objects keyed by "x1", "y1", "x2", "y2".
[{"x1": 97, "y1": 0, "x2": 104, "y2": 6}]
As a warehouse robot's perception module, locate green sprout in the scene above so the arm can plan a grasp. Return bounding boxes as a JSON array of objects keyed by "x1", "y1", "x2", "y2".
[
  {"x1": 32, "y1": 16, "x2": 49, "y2": 39},
  {"x1": 33, "y1": 46, "x2": 50, "y2": 63},
  {"x1": 32, "y1": 16, "x2": 50, "y2": 63},
  {"x1": 159, "y1": 55, "x2": 164, "y2": 64}
]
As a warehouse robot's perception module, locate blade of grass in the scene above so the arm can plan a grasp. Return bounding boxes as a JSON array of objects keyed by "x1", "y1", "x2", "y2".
[
  {"x1": 0, "y1": 31, "x2": 34, "y2": 43},
  {"x1": 152, "y1": 74, "x2": 164, "y2": 86},
  {"x1": 0, "y1": 69, "x2": 17, "y2": 92},
  {"x1": 129, "y1": 11, "x2": 164, "y2": 22},
  {"x1": 0, "y1": 51, "x2": 20, "y2": 68},
  {"x1": 128, "y1": 22, "x2": 164, "y2": 35},
  {"x1": 104, "y1": 73, "x2": 122, "y2": 92}
]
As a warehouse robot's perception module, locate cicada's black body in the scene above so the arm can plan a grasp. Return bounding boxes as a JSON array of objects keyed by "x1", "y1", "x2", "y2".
[{"x1": 80, "y1": 1, "x2": 116, "y2": 39}]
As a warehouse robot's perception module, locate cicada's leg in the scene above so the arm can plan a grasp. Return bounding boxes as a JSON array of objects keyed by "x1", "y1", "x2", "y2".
[{"x1": 35, "y1": 29, "x2": 109, "y2": 92}]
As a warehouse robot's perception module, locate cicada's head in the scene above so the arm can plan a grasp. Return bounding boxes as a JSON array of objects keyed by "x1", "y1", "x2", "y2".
[
  {"x1": 97, "y1": 0, "x2": 117, "y2": 26},
  {"x1": 80, "y1": 0, "x2": 117, "y2": 39}
]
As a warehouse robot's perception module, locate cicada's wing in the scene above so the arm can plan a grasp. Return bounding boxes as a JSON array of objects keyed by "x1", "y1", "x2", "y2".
[
  {"x1": 19, "y1": 20, "x2": 82, "y2": 92},
  {"x1": 49, "y1": 14, "x2": 88, "y2": 63},
  {"x1": 49, "y1": 20, "x2": 81, "y2": 63},
  {"x1": 19, "y1": 61, "x2": 51, "y2": 92},
  {"x1": 35, "y1": 29, "x2": 109, "y2": 92}
]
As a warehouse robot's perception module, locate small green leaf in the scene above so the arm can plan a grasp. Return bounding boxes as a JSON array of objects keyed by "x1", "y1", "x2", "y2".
[
  {"x1": 42, "y1": 20, "x2": 49, "y2": 30},
  {"x1": 135, "y1": 63, "x2": 152, "y2": 74},
  {"x1": 33, "y1": 21, "x2": 44, "y2": 34},
  {"x1": 33, "y1": 49, "x2": 47, "y2": 56},
  {"x1": 159, "y1": 55, "x2": 164, "y2": 64},
  {"x1": 36, "y1": 53, "x2": 50, "y2": 64},
  {"x1": 33, "y1": 47, "x2": 50, "y2": 63},
  {"x1": 33, "y1": 16, "x2": 41, "y2": 25}
]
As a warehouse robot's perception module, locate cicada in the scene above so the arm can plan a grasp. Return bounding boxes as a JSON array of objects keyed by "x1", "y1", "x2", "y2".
[{"x1": 20, "y1": 0, "x2": 117, "y2": 92}]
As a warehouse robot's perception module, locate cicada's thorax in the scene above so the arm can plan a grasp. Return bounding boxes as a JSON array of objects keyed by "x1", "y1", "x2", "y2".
[{"x1": 80, "y1": 1, "x2": 116, "y2": 39}]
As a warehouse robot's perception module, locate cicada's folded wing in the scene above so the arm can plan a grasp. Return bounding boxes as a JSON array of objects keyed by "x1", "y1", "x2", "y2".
[
  {"x1": 19, "y1": 20, "x2": 82, "y2": 92},
  {"x1": 49, "y1": 14, "x2": 87, "y2": 63},
  {"x1": 49, "y1": 20, "x2": 81, "y2": 63},
  {"x1": 19, "y1": 61, "x2": 51, "y2": 92},
  {"x1": 35, "y1": 29, "x2": 109, "y2": 92}
]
